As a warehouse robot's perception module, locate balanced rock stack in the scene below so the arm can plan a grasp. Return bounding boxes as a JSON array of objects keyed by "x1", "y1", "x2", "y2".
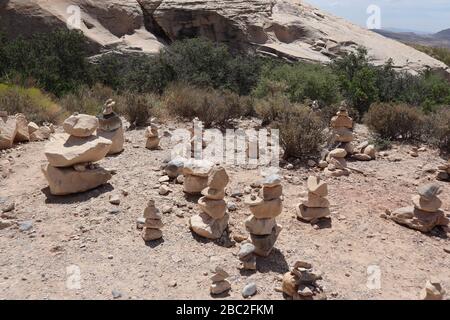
[
  {"x1": 436, "y1": 160, "x2": 450, "y2": 181},
  {"x1": 142, "y1": 200, "x2": 163, "y2": 241},
  {"x1": 210, "y1": 266, "x2": 231, "y2": 295},
  {"x1": 324, "y1": 148, "x2": 350, "y2": 177},
  {"x1": 42, "y1": 114, "x2": 112, "y2": 195},
  {"x1": 281, "y1": 261, "x2": 325, "y2": 300},
  {"x1": 420, "y1": 279, "x2": 446, "y2": 300},
  {"x1": 331, "y1": 107, "x2": 354, "y2": 145},
  {"x1": 238, "y1": 242, "x2": 257, "y2": 271},
  {"x1": 97, "y1": 99, "x2": 124, "y2": 155},
  {"x1": 145, "y1": 121, "x2": 160, "y2": 150},
  {"x1": 182, "y1": 159, "x2": 213, "y2": 195},
  {"x1": 245, "y1": 174, "x2": 283, "y2": 257},
  {"x1": 297, "y1": 176, "x2": 330, "y2": 222},
  {"x1": 389, "y1": 184, "x2": 449, "y2": 233},
  {"x1": 190, "y1": 165, "x2": 229, "y2": 239}
]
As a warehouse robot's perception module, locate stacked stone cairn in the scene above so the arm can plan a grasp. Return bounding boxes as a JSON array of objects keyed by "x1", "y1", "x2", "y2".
[
  {"x1": 42, "y1": 114, "x2": 112, "y2": 195},
  {"x1": 296, "y1": 176, "x2": 330, "y2": 222},
  {"x1": 142, "y1": 200, "x2": 163, "y2": 241},
  {"x1": 281, "y1": 261, "x2": 325, "y2": 300},
  {"x1": 330, "y1": 106, "x2": 354, "y2": 146},
  {"x1": 323, "y1": 148, "x2": 350, "y2": 177},
  {"x1": 97, "y1": 99, "x2": 124, "y2": 155},
  {"x1": 436, "y1": 159, "x2": 450, "y2": 181},
  {"x1": 190, "y1": 165, "x2": 229, "y2": 239},
  {"x1": 182, "y1": 159, "x2": 213, "y2": 195},
  {"x1": 210, "y1": 266, "x2": 231, "y2": 295},
  {"x1": 388, "y1": 184, "x2": 449, "y2": 233},
  {"x1": 238, "y1": 242, "x2": 257, "y2": 271},
  {"x1": 145, "y1": 119, "x2": 160, "y2": 150},
  {"x1": 245, "y1": 174, "x2": 283, "y2": 257},
  {"x1": 420, "y1": 279, "x2": 446, "y2": 300}
]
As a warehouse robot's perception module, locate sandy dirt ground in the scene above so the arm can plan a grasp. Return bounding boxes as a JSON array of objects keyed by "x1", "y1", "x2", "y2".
[{"x1": 0, "y1": 121, "x2": 449, "y2": 300}]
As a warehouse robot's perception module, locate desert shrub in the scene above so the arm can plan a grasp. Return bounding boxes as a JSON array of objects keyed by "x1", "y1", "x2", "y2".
[
  {"x1": 423, "y1": 106, "x2": 450, "y2": 153},
  {"x1": 118, "y1": 92, "x2": 159, "y2": 127},
  {"x1": 0, "y1": 83, "x2": 62, "y2": 123},
  {"x1": 254, "y1": 61, "x2": 341, "y2": 105},
  {"x1": 0, "y1": 29, "x2": 92, "y2": 96},
  {"x1": 412, "y1": 44, "x2": 450, "y2": 67},
  {"x1": 254, "y1": 93, "x2": 293, "y2": 125},
  {"x1": 163, "y1": 83, "x2": 248, "y2": 127},
  {"x1": 364, "y1": 103, "x2": 425, "y2": 141},
  {"x1": 274, "y1": 105, "x2": 326, "y2": 159},
  {"x1": 59, "y1": 83, "x2": 117, "y2": 115},
  {"x1": 369, "y1": 135, "x2": 392, "y2": 151}
]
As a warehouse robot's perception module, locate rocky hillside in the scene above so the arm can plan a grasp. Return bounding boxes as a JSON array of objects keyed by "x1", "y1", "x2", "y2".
[{"x1": 1, "y1": 0, "x2": 449, "y2": 75}]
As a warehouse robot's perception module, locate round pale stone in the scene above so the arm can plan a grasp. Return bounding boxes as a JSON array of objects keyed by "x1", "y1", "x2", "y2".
[
  {"x1": 247, "y1": 197, "x2": 283, "y2": 219},
  {"x1": 329, "y1": 148, "x2": 347, "y2": 158},
  {"x1": 142, "y1": 227, "x2": 163, "y2": 241},
  {"x1": 63, "y1": 114, "x2": 98, "y2": 137},
  {"x1": 146, "y1": 136, "x2": 160, "y2": 150},
  {"x1": 198, "y1": 197, "x2": 227, "y2": 219},
  {"x1": 184, "y1": 175, "x2": 208, "y2": 194},
  {"x1": 363, "y1": 145, "x2": 376, "y2": 159},
  {"x1": 261, "y1": 185, "x2": 283, "y2": 200},
  {"x1": 412, "y1": 195, "x2": 442, "y2": 213},
  {"x1": 245, "y1": 216, "x2": 276, "y2": 235},
  {"x1": 353, "y1": 153, "x2": 372, "y2": 161},
  {"x1": 208, "y1": 166, "x2": 229, "y2": 190}
]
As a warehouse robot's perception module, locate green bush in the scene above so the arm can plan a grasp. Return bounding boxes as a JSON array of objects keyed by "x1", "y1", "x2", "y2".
[
  {"x1": 364, "y1": 103, "x2": 425, "y2": 141},
  {"x1": 0, "y1": 83, "x2": 62, "y2": 123},
  {"x1": 254, "y1": 93, "x2": 292, "y2": 125},
  {"x1": 59, "y1": 83, "x2": 117, "y2": 116},
  {"x1": 423, "y1": 106, "x2": 450, "y2": 153},
  {"x1": 274, "y1": 105, "x2": 326, "y2": 159},
  {"x1": 163, "y1": 83, "x2": 248, "y2": 127},
  {"x1": 254, "y1": 61, "x2": 341, "y2": 105},
  {"x1": 0, "y1": 29, "x2": 92, "y2": 96}
]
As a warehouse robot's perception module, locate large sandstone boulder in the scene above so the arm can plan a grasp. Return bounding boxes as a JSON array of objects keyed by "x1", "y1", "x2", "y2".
[
  {"x1": 0, "y1": 116, "x2": 18, "y2": 150},
  {"x1": 97, "y1": 126, "x2": 125, "y2": 155},
  {"x1": 42, "y1": 164, "x2": 112, "y2": 196},
  {"x1": 44, "y1": 134, "x2": 112, "y2": 167},
  {"x1": 1, "y1": 0, "x2": 448, "y2": 75},
  {"x1": 14, "y1": 114, "x2": 30, "y2": 142}
]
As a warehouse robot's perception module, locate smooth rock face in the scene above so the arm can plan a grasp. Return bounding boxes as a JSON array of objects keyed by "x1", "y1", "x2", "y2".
[
  {"x1": 27, "y1": 122, "x2": 39, "y2": 134},
  {"x1": 63, "y1": 114, "x2": 99, "y2": 137},
  {"x1": 262, "y1": 185, "x2": 283, "y2": 200},
  {"x1": 3, "y1": 0, "x2": 449, "y2": 76},
  {"x1": 0, "y1": 117, "x2": 17, "y2": 150},
  {"x1": 189, "y1": 212, "x2": 229, "y2": 239},
  {"x1": 183, "y1": 159, "x2": 214, "y2": 177},
  {"x1": 44, "y1": 134, "x2": 112, "y2": 167},
  {"x1": 14, "y1": 114, "x2": 30, "y2": 142},
  {"x1": 208, "y1": 166, "x2": 229, "y2": 190},
  {"x1": 97, "y1": 126, "x2": 124, "y2": 155},
  {"x1": 42, "y1": 164, "x2": 112, "y2": 196}
]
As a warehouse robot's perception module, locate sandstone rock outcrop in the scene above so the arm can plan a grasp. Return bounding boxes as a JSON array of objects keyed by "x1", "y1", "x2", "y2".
[
  {"x1": 389, "y1": 184, "x2": 449, "y2": 233},
  {"x1": 2, "y1": 0, "x2": 449, "y2": 75}
]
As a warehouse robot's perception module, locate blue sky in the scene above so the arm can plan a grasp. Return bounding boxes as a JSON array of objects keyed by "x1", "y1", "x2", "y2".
[{"x1": 305, "y1": 0, "x2": 450, "y2": 33}]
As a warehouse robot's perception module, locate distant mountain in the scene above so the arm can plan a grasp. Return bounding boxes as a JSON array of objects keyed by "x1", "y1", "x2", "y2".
[{"x1": 374, "y1": 28, "x2": 450, "y2": 48}]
